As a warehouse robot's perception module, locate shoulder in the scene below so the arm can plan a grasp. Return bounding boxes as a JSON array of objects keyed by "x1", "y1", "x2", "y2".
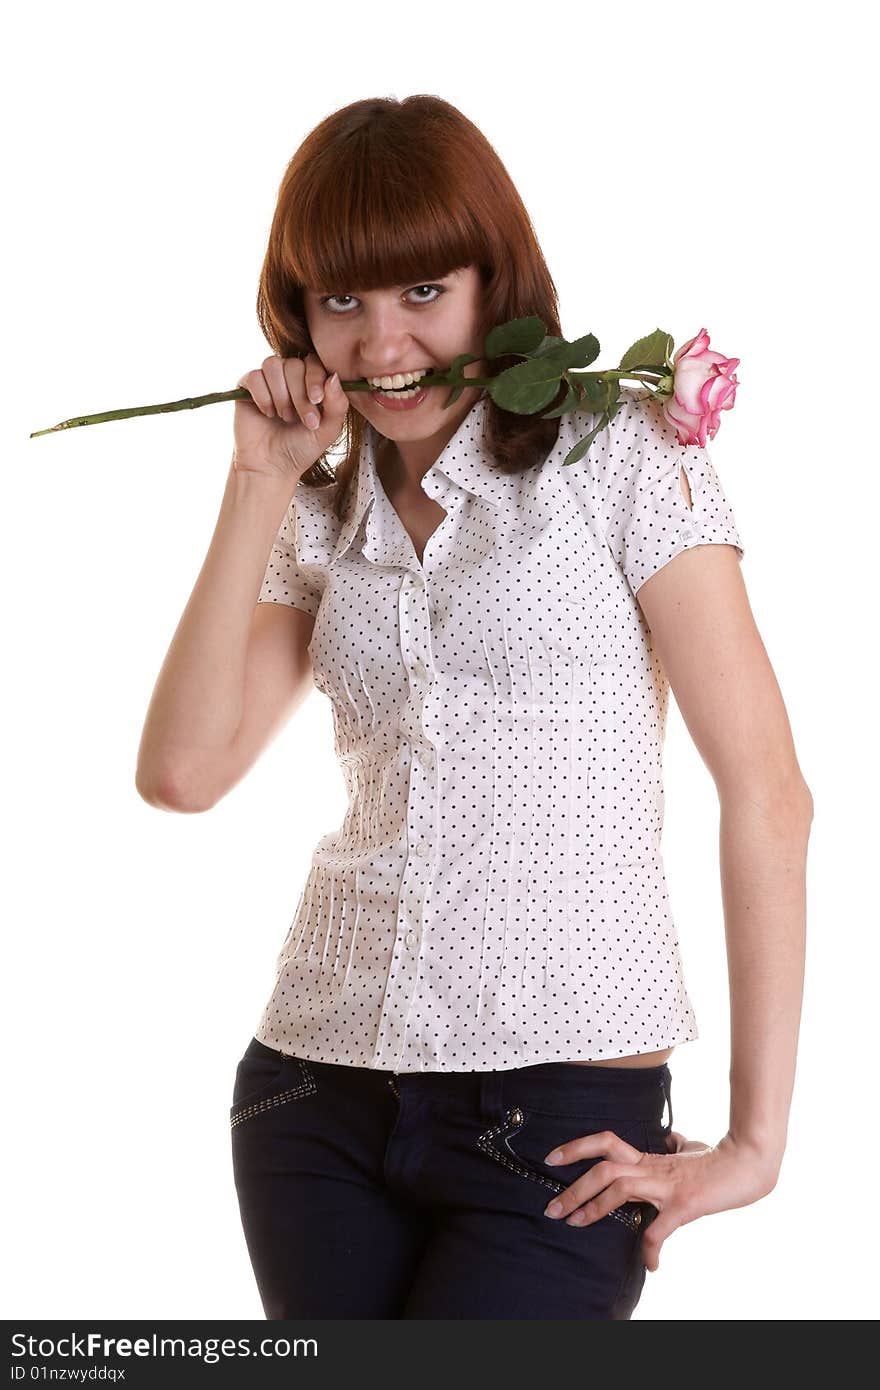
[
  {"x1": 552, "y1": 386, "x2": 652, "y2": 492},
  {"x1": 559, "y1": 384, "x2": 681, "y2": 453},
  {"x1": 555, "y1": 385, "x2": 721, "y2": 498}
]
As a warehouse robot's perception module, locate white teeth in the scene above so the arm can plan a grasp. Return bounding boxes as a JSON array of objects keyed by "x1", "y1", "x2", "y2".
[
  {"x1": 375, "y1": 384, "x2": 424, "y2": 400},
  {"x1": 368, "y1": 368, "x2": 430, "y2": 389}
]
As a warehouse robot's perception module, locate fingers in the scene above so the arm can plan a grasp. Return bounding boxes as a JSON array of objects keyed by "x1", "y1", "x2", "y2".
[
  {"x1": 236, "y1": 368, "x2": 277, "y2": 418},
  {"x1": 665, "y1": 1129, "x2": 712, "y2": 1156},
  {"x1": 277, "y1": 352, "x2": 333, "y2": 429},
  {"x1": 544, "y1": 1160, "x2": 654, "y2": 1223},
  {"x1": 237, "y1": 353, "x2": 348, "y2": 454},
  {"x1": 302, "y1": 354, "x2": 328, "y2": 409},
  {"x1": 263, "y1": 354, "x2": 302, "y2": 425},
  {"x1": 638, "y1": 1209, "x2": 679, "y2": 1273},
  {"x1": 559, "y1": 1173, "x2": 661, "y2": 1228},
  {"x1": 542, "y1": 1131, "x2": 656, "y2": 1226},
  {"x1": 544, "y1": 1129, "x2": 643, "y2": 1168},
  {"x1": 240, "y1": 353, "x2": 340, "y2": 429}
]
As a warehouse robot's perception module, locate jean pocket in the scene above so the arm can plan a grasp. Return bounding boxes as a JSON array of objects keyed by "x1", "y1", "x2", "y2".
[
  {"x1": 476, "y1": 1106, "x2": 652, "y2": 1234},
  {"x1": 229, "y1": 1039, "x2": 318, "y2": 1129}
]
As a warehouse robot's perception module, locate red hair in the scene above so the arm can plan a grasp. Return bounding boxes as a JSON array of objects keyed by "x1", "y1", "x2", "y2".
[{"x1": 256, "y1": 96, "x2": 565, "y2": 516}]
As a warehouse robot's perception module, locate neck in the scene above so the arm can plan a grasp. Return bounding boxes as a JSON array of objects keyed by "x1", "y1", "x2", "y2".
[
  {"x1": 375, "y1": 387, "x2": 485, "y2": 492},
  {"x1": 376, "y1": 437, "x2": 429, "y2": 495}
]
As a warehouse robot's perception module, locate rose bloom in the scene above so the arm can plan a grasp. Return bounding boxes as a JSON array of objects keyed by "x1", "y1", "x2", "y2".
[{"x1": 663, "y1": 327, "x2": 739, "y2": 446}]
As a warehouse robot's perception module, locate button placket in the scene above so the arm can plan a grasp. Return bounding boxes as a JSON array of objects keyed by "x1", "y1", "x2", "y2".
[{"x1": 373, "y1": 569, "x2": 439, "y2": 1069}]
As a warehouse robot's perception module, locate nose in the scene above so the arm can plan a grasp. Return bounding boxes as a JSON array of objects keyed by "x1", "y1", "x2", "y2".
[{"x1": 358, "y1": 323, "x2": 422, "y2": 375}]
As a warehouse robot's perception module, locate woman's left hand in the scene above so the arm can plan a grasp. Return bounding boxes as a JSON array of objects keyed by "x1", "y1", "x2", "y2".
[{"x1": 542, "y1": 1129, "x2": 780, "y2": 1272}]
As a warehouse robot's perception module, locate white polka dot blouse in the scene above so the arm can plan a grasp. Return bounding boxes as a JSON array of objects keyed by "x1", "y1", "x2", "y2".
[{"x1": 254, "y1": 386, "x2": 745, "y2": 1072}]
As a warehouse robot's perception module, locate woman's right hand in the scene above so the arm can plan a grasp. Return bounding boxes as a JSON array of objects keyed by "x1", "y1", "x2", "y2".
[{"x1": 232, "y1": 352, "x2": 350, "y2": 482}]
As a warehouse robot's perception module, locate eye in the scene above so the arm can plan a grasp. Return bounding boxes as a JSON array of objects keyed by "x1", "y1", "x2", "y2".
[
  {"x1": 320, "y1": 293, "x2": 358, "y2": 313},
  {"x1": 407, "y1": 284, "x2": 446, "y2": 304},
  {"x1": 319, "y1": 284, "x2": 447, "y2": 314}
]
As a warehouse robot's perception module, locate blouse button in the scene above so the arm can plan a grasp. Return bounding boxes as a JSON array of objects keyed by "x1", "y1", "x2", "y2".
[
  {"x1": 405, "y1": 930, "x2": 417, "y2": 948},
  {"x1": 416, "y1": 840, "x2": 431, "y2": 857},
  {"x1": 680, "y1": 524, "x2": 695, "y2": 541}
]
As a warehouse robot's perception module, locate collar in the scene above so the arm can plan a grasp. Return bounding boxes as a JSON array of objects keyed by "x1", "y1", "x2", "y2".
[{"x1": 329, "y1": 390, "x2": 502, "y2": 567}]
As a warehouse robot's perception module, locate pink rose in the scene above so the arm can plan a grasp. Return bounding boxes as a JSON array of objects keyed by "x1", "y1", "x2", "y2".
[{"x1": 663, "y1": 328, "x2": 739, "y2": 447}]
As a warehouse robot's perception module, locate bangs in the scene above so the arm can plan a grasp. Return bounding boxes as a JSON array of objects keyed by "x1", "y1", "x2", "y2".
[{"x1": 278, "y1": 126, "x2": 489, "y2": 295}]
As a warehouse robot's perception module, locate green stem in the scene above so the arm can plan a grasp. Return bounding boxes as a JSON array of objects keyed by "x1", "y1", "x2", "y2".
[
  {"x1": 29, "y1": 389, "x2": 255, "y2": 438},
  {"x1": 29, "y1": 368, "x2": 666, "y2": 437}
]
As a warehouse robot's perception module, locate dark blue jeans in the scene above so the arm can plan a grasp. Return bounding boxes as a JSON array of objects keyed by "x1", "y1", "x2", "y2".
[{"x1": 230, "y1": 1037, "x2": 673, "y2": 1320}]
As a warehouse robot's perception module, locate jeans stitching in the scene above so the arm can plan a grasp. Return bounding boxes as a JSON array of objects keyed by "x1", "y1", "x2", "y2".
[
  {"x1": 476, "y1": 1108, "x2": 642, "y2": 1233},
  {"x1": 229, "y1": 1059, "x2": 317, "y2": 1128}
]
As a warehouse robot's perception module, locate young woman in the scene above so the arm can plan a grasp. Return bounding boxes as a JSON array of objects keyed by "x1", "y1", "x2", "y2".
[{"x1": 136, "y1": 96, "x2": 812, "y2": 1320}]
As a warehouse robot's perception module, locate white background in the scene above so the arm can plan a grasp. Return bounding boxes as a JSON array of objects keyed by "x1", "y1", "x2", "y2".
[{"x1": 4, "y1": 0, "x2": 876, "y2": 1322}]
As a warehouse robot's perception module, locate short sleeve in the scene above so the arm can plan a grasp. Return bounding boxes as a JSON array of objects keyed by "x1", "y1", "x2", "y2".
[
  {"x1": 595, "y1": 390, "x2": 745, "y2": 597},
  {"x1": 257, "y1": 497, "x2": 323, "y2": 617}
]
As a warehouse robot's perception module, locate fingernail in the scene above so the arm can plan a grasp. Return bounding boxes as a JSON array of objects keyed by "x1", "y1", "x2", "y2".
[
  {"x1": 309, "y1": 387, "x2": 323, "y2": 404},
  {"x1": 545, "y1": 1201, "x2": 563, "y2": 1218},
  {"x1": 306, "y1": 411, "x2": 320, "y2": 428},
  {"x1": 545, "y1": 1150, "x2": 564, "y2": 1165}
]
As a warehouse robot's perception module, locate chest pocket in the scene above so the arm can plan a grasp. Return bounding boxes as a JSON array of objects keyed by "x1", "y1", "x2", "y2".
[
  {"x1": 477, "y1": 582, "x2": 623, "y2": 707},
  {"x1": 556, "y1": 593, "x2": 622, "y2": 666}
]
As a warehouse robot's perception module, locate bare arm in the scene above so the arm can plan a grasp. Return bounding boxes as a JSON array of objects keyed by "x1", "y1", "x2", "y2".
[
  {"x1": 135, "y1": 458, "x2": 307, "y2": 811},
  {"x1": 637, "y1": 529, "x2": 813, "y2": 1182},
  {"x1": 135, "y1": 353, "x2": 349, "y2": 813}
]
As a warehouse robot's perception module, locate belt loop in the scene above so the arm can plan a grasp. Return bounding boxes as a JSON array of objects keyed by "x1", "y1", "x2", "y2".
[
  {"x1": 661, "y1": 1069, "x2": 673, "y2": 1135},
  {"x1": 479, "y1": 1069, "x2": 506, "y2": 1121}
]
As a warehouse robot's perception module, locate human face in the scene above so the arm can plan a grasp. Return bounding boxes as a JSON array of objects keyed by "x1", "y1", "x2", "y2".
[{"x1": 302, "y1": 264, "x2": 488, "y2": 477}]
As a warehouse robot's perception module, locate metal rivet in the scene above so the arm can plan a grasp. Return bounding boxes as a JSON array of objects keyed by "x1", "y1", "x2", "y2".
[
  {"x1": 633, "y1": 1209, "x2": 642, "y2": 1225},
  {"x1": 509, "y1": 1108, "x2": 523, "y2": 1125}
]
